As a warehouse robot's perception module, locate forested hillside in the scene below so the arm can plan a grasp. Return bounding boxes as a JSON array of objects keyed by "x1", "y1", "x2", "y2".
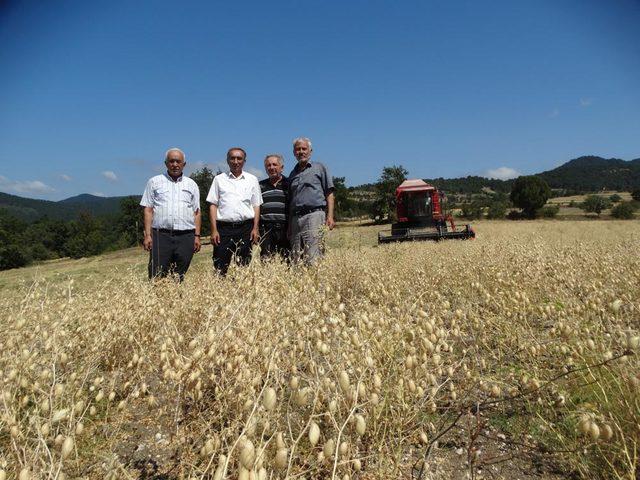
[
  {"x1": 537, "y1": 156, "x2": 640, "y2": 191},
  {"x1": 0, "y1": 192, "x2": 137, "y2": 222}
]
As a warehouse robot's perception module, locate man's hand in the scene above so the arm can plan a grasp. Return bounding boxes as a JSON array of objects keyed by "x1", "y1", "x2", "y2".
[
  {"x1": 326, "y1": 216, "x2": 336, "y2": 230},
  {"x1": 193, "y1": 236, "x2": 201, "y2": 253},
  {"x1": 143, "y1": 234, "x2": 153, "y2": 251},
  {"x1": 211, "y1": 230, "x2": 221, "y2": 246},
  {"x1": 250, "y1": 227, "x2": 260, "y2": 244}
]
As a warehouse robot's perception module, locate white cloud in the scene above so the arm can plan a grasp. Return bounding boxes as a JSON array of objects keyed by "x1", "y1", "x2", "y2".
[
  {"x1": 101, "y1": 170, "x2": 118, "y2": 182},
  {"x1": 59, "y1": 174, "x2": 72, "y2": 182},
  {"x1": 484, "y1": 167, "x2": 521, "y2": 180},
  {"x1": 549, "y1": 108, "x2": 559, "y2": 118},
  {"x1": 91, "y1": 191, "x2": 106, "y2": 197},
  {"x1": 0, "y1": 175, "x2": 55, "y2": 194},
  {"x1": 579, "y1": 98, "x2": 593, "y2": 107}
]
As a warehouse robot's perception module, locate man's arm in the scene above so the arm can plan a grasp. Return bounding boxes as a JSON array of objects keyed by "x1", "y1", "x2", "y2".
[
  {"x1": 193, "y1": 209, "x2": 201, "y2": 253},
  {"x1": 250, "y1": 178, "x2": 262, "y2": 244},
  {"x1": 209, "y1": 204, "x2": 220, "y2": 245},
  {"x1": 325, "y1": 192, "x2": 335, "y2": 230},
  {"x1": 143, "y1": 207, "x2": 154, "y2": 251},
  {"x1": 251, "y1": 206, "x2": 260, "y2": 244}
]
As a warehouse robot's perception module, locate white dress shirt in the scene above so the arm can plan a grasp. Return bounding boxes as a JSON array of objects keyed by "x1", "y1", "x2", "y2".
[
  {"x1": 140, "y1": 173, "x2": 200, "y2": 230},
  {"x1": 206, "y1": 171, "x2": 263, "y2": 222}
]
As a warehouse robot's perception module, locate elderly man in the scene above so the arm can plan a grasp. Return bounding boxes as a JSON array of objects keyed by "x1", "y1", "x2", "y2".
[
  {"x1": 288, "y1": 137, "x2": 335, "y2": 264},
  {"x1": 207, "y1": 147, "x2": 263, "y2": 275},
  {"x1": 140, "y1": 148, "x2": 201, "y2": 281},
  {"x1": 259, "y1": 154, "x2": 290, "y2": 259}
]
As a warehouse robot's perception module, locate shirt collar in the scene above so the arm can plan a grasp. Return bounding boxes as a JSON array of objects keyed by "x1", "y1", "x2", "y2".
[
  {"x1": 165, "y1": 172, "x2": 183, "y2": 182},
  {"x1": 227, "y1": 171, "x2": 245, "y2": 179},
  {"x1": 294, "y1": 161, "x2": 312, "y2": 172}
]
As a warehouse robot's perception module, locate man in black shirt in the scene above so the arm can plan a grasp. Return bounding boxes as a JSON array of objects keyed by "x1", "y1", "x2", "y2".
[{"x1": 259, "y1": 154, "x2": 290, "y2": 259}]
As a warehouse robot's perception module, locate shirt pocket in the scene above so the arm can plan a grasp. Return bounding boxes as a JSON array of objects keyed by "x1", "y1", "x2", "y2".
[
  {"x1": 153, "y1": 186, "x2": 169, "y2": 203},
  {"x1": 239, "y1": 184, "x2": 253, "y2": 204},
  {"x1": 180, "y1": 188, "x2": 195, "y2": 207}
]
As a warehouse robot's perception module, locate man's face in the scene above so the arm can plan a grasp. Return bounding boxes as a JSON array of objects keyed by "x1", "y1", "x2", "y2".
[
  {"x1": 293, "y1": 141, "x2": 312, "y2": 164},
  {"x1": 227, "y1": 149, "x2": 246, "y2": 176},
  {"x1": 265, "y1": 156, "x2": 283, "y2": 180},
  {"x1": 165, "y1": 151, "x2": 186, "y2": 178}
]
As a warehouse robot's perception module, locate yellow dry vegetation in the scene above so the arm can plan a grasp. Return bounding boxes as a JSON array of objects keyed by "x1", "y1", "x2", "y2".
[{"x1": 0, "y1": 220, "x2": 639, "y2": 479}]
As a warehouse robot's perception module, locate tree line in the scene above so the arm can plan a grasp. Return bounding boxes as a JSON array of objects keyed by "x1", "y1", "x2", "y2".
[
  {"x1": 1, "y1": 166, "x2": 639, "y2": 271},
  {"x1": 0, "y1": 197, "x2": 143, "y2": 271}
]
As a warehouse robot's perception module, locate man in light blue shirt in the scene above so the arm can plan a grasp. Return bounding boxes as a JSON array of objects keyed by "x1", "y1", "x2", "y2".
[{"x1": 140, "y1": 148, "x2": 201, "y2": 281}]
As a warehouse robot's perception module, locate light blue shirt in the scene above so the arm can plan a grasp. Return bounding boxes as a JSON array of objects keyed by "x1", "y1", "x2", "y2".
[{"x1": 140, "y1": 173, "x2": 200, "y2": 230}]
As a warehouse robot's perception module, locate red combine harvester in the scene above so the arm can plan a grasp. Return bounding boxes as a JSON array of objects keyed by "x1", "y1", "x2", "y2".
[{"x1": 378, "y1": 179, "x2": 476, "y2": 244}]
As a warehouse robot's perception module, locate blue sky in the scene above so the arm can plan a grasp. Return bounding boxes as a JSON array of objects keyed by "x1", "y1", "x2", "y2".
[{"x1": 1, "y1": 0, "x2": 639, "y2": 200}]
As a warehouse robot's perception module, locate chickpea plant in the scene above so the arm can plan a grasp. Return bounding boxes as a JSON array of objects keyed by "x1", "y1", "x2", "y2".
[{"x1": 0, "y1": 220, "x2": 638, "y2": 479}]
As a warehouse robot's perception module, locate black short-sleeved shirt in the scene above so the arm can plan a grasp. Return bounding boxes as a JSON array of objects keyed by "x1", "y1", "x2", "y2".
[
  {"x1": 288, "y1": 161, "x2": 334, "y2": 210},
  {"x1": 259, "y1": 175, "x2": 288, "y2": 223}
]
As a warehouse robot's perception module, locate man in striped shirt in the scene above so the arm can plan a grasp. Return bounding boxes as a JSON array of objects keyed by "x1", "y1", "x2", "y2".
[{"x1": 259, "y1": 154, "x2": 290, "y2": 258}]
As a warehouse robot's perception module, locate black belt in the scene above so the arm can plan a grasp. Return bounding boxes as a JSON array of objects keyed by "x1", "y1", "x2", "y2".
[
  {"x1": 261, "y1": 220, "x2": 286, "y2": 227},
  {"x1": 154, "y1": 228, "x2": 195, "y2": 236},
  {"x1": 217, "y1": 219, "x2": 253, "y2": 228},
  {"x1": 293, "y1": 206, "x2": 325, "y2": 216}
]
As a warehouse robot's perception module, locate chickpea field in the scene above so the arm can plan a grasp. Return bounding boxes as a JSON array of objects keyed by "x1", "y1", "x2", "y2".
[{"x1": 0, "y1": 220, "x2": 639, "y2": 480}]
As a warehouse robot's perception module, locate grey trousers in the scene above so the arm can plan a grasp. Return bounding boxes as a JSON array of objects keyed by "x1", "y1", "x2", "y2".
[{"x1": 290, "y1": 210, "x2": 325, "y2": 265}]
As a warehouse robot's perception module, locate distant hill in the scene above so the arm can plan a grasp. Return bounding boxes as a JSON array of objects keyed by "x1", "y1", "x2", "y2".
[
  {"x1": 424, "y1": 176, "x2": 512, "y2": 195},
  {"x1": 423, "y1": 156, "x2": 640, "y2": 195},
  {"x1": 537, "y1": 156, "x2": 640, "y2": 191},
  {"x1": 0, "y1": 192, "x2": 139, "y2": 222}
]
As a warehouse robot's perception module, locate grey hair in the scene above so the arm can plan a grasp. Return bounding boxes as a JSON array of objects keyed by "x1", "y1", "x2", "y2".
[
  {"x1": 264, "y1": 154, "x2": 284, "y2": 166},
  {"x1": 165, "y1": 147, "x2": 185, "y2": 161},
  {"x1": 292, "y1": 137, "x2": 312, "y2": 149}
]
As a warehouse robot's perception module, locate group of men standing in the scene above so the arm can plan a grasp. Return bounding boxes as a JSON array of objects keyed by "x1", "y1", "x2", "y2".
[{"x1": 140, "y1": 137, "x2": 335, "y2": 280}]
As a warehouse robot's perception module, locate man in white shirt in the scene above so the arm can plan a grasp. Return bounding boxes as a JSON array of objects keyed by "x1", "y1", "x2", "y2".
[
  {"x1": 206, "y1": 147, "x2": 263, "y2": 275},
  {"x1": 140, "y1": 148, "x2": 201, "y2": 281}
]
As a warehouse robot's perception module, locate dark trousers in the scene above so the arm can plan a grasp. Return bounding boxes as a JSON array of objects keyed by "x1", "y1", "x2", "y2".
[
  {"x1": 259, "y1": 222, "x2": 290, "y2": 259},
  {"x1": 149, "y1": 229, "x2": 195, "y2": 281},
  {"x1": 213, "y1": 221, "x2": 253, "y2": 275}
]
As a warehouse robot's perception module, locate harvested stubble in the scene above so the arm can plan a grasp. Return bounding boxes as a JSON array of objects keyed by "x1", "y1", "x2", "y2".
[{"x1": 0, "y1": 220, "x2": 639, "y2": 479}]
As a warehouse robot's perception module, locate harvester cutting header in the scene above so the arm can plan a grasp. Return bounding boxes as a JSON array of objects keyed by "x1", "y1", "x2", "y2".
[{"x1": 378, "y1": 179, "x2": 476, "y2": 244}]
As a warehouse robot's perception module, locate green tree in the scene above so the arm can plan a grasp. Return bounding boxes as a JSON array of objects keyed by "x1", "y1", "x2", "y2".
[
  {"x1": 371, "y1": 165, "x2": 408, "y2": 222},
  {"x1": 609, "y1": 193, "x2": 622, "y2": 203},
  {"x1": 631, "y1": 189, "x2": 640, "y2": 202},
  {"x1": 540, "y1": 205, "x2": 560, "y2": 218},
  {"x1": 0, "y1": 244, "x2": 30, "y2": 270},
  {"x1": 486, "y1": 201, "x2": 507, "y2": 219},
  {"x1": 190, "y1": 167, "x2": 215, "y2": 235},
  {"x1": 64, "y1": 212, "x2": 105, "y2": 258},
  {"x1": 460, "y1": 201, "x2": 484, "y2": 220},
  {"x1": 510, "y1": 176, "x2": 551, "y2": 219},
  {"x1": 117, "y1": 196, "x2": 144, "y2": 246},
  {"x1": 581, "y1": 195, "x2": 611, "y2": 216},
  {"x1": 0, "y1": 209, "x2": 31, "y2": 270},
  {"x1": 333, "y1": 177, "x2": 353, "y2": 220},
  {"x1": 611, "y1": 202, "x2": 635, "y2": 219}
]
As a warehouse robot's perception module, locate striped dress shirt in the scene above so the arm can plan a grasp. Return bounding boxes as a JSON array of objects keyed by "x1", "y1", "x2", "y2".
[{"x1": 140, "y1": 173, "x2": 200, "y2": 230}]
